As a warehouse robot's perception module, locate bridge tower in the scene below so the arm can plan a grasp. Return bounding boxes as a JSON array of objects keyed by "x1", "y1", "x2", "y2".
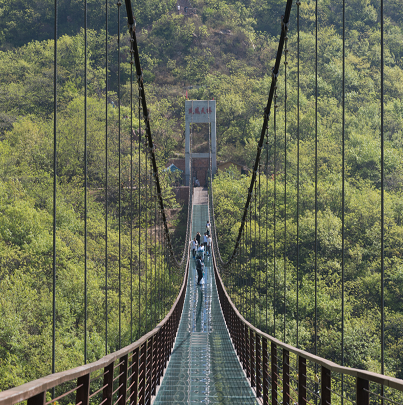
[{"x1": 185, "y1": 100, "x2": 216, "y2": 186}]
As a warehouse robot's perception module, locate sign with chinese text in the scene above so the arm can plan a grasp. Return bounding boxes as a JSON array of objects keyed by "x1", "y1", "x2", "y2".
[{"x1": 185, "y1": 100, "x2": 216, "y2": 124}]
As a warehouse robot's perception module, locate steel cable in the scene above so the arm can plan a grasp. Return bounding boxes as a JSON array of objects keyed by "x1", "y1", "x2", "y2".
[
  {"x1": 254, "y1": 178, "x2": 257, "y2": 325},
  {"x1": 274, "y1": 83, "x2": 277, "y2": 338},
  {"x1": 124, "y1": 4, "x2": 190, "y2": 269},
  {"x1": 342, "y1": 0, "x2": 345, "y2": 400},
  {"x1": 380, "y1": 0, "x2": 385, "y2": 381},
  {"x1": 117, "y1": 0, "x2": 122, "y2": 350},
  {"x1": 84, "y1": 0, "x2": 88, "y2": 363},
  {"x1": 137, "y1": 70, "x2": 142, "y2": 340},
  {"x1": 104, "y1": 0, "x2": 109, "y2": 355},
  {"x1": 208, "y1": 0, "x2": 294, "y2": 269},
  {"x1": 144, "y1": 143, "x2": 149, "y2": 333},
  {"x1": 266, "y1": 125, "x2": 269, "y2": 333},
  {"x1": 283, "y1": 26, "x2": 288, "y2": 344},
  {"x1": 315, "y1": 0, "x2": 318, "y2": 359},
  {"x1": 296, "y1": 0, "x2": 301, "y2": 350},
  {"x1": 52, "y1": 0, "x2": 58, "y2": 382},
  {"x1": 258, "y1": 164, "x2": 261, "y2": 327},
  {"x1": 130, "y1": 46, "x2": 134, "y2": 343}
]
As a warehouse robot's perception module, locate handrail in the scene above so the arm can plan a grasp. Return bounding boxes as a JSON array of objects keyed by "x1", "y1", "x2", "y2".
[
  {"x1": 211, "y1": 245, "x2": 403, "y2": 404},
  {"x1": 0, "y1": 256, "x2": 190, "y2": 405}
]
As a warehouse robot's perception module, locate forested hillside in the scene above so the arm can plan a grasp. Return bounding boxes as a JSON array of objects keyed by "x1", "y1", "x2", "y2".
[{"x1": 1, "y1": 0, "x2": 403, "y2": 392}]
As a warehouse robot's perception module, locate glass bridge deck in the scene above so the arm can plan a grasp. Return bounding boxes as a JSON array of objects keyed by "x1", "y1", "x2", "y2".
[{"x1": 154, "y1": 198, "x2": 258, "y2": 404}]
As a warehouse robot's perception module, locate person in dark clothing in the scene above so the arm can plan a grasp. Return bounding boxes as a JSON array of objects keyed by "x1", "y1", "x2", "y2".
[
  {"x1": 196, "y1": 232, "x2": 201, "y2": 247},
  {"x1": 196, "y1": 256, "x2": 204, "y2": 285}
]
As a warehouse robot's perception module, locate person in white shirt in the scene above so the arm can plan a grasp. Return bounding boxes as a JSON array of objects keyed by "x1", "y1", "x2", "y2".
[
  {"x1": 203, "y1": 232, "x2": 208, "y2": 248},
  {"x1": 191, "y1": 238, "x2": 198, "y2": 258},
  {"x1": 197, "y1": 244, "x2": 205, "y2": 260},
  {"x1": 207, "y1": 235, "x2": 212, "y2": 256}
]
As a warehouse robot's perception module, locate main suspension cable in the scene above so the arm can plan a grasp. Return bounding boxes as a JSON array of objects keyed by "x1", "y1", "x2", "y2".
[
  {"x1": 210, "y1": 0, "x2": 294, "y2": 268},
  {"x1": 124, "y1": 1, "x2": 189, "y2": 269}
]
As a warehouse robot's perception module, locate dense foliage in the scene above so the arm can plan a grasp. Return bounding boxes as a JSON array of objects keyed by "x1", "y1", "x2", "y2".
[
  {"x1": 1, "y1": 0, "x2": 403, "y2": 392},
  {"x1": 206, "y1": 0, "x2": 403, "y2": 381}
]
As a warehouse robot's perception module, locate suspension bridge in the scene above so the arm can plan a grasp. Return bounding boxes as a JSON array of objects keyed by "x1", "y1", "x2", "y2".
[{"x1": 0, "y1": 0, "x2": 402, "y2": 403}]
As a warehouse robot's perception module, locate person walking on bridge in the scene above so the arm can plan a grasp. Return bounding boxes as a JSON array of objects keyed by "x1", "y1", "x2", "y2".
[
  {"x1": 206, "y1": 220, "x2": 211, "y2": 236},
  {"x1": 203, "y1": 232, "x2": 208, "y2": 248},
  {"x1": 191, "y1": 237, "x2": 198, "y2": 258},
  {"x1": 196, "y1": 255, "x2": 204, "y2": 285},
  {"x1": 206, "y1": 234, "x2": 212, "y2": 256}
]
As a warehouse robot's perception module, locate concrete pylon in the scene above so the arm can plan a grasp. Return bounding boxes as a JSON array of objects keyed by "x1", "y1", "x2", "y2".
[{"x1": 184, "y1": 100, "x2": 216, "y2": 186}]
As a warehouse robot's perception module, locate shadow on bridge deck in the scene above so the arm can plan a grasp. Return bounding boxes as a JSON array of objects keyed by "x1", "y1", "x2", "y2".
[{"x1": 154, "y1": 191, "x2": 258, "y2": 404}]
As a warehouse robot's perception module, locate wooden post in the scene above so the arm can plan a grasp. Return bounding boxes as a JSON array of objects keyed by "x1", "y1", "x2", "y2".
[
  {"x1": 271, "y1": 342, "x2": 278, "y2": 405},
  {"x1": 356, "y1": 377, "x2": 369, "y2": 405},
  {"x1": 256, "y1": 334, "x2": 262, "y2": 397},
  {"x1": 27, "y1": 392, "x2": 45, "y2": 405},
  {"x1": 147, "y1": 337, "x2": 154, "y2": 399},
  {"x1": 283, "y1": 350, "x2": 289, "y2": 405},
  {"x1": 262, "y1": 337, "x2": 268, "y2": 405},
  {"x1": 298, "y1": 356, "x2": 307, "y2": 405},
  {"x1": 130, "y1": 349, "x2": 139, "y2": 405},
  {"x1": 241, "y1": 322, "x2": 246, "y2": 370},
  {"x1": 321, "y1": 366, "x2": 331, "y2": 405},
  {"x1": 138, "y1": 342, "x2": 146, "y2": 405},
  {"x1": 118, "y1": 355, "x2": 128, "y2": 405},
  {"x1": 76, "y1": 374, "x2": 90, "y2": 405},
  {"x1": 245, "y1": 325, "x2": 250, "y2": 378},
  {"x1": 250, "y1": 330, "x2": 255, "y2": 387}
]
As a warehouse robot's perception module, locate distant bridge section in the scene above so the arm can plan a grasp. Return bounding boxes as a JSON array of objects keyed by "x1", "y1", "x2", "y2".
[{"x1": 185, "y1": 100, "x2": 216, "y2": 186}]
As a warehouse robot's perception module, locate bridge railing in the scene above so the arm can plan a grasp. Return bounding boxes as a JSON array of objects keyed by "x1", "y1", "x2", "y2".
[
  {"x1": 212, "y1": 255, "x2": 403, "y2": 405},
  {"x1": 0, "y1": 259, "x2": 189, "y2": 405}
]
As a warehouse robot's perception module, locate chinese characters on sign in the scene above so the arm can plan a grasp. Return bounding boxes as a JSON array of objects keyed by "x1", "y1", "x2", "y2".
[{"x1": 188, "y1": 107, "x2": 213, "y2": 115}]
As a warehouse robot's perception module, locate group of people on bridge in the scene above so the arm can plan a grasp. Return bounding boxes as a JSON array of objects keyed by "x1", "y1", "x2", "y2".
[{"x1": 190, "y1": 221, "x2": 212, "y2": 285}]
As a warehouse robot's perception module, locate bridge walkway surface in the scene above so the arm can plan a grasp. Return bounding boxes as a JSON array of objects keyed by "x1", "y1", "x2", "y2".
[{"x1": 154, "y1": 188, "x2": 258, "y2": 404}]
